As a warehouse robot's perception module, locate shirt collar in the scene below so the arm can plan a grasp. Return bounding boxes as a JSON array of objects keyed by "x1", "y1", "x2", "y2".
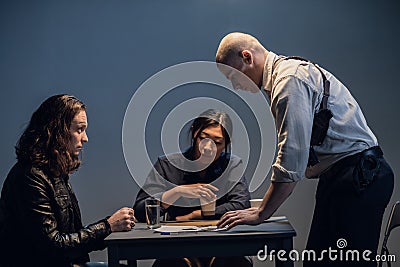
[{"x1": 261, "y1": 51, "x2": 280, "y2": 94}]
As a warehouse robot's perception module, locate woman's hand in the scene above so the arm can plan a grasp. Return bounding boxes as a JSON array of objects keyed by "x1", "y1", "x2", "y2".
[
  {"x1": 161, "y1": 183, "x2": 219, "y2": 209},
  {"x1": 176, "y1": 183, "x2": 218, "y2": 201},
  {"x1": 175, "y1": 210, "x2": 202, "y2": 221},
  {"x1": 107, "y1": 207, "x2": 136, "y2": 232}
]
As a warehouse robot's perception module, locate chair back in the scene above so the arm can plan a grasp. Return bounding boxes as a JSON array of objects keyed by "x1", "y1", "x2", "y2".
[
  {"x1": 379, "y1": 201, "x2": 400, "y2": 267},
  {"x1": 385, "y1": 201, "x2": 400, "y2": 236}
]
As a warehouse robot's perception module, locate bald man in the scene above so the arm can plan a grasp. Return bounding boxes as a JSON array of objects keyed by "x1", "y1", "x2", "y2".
[{"x1": 216, "y1": 32, "x2": 394, "y2": 267}]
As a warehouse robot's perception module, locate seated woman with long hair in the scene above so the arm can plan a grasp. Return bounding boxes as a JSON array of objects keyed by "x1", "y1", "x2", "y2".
[
  {"x1": 0, "y1": 95, "x2": 135, "y2": 267},
  {"x1": 134, "y1": 109, "x2": 252, "y2": 267}
]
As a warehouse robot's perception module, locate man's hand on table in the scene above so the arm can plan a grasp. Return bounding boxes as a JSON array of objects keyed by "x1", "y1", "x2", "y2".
[{"x1": 217, "y1": 208, "x2": 264, "y2": 230}]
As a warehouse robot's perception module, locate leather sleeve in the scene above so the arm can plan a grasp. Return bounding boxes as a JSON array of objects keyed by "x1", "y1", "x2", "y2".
[{"x1": 20, "y1": 171, "x2": 111, "y2": 260}]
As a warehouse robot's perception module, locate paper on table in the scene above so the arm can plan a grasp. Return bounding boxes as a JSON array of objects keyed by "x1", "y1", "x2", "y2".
[
  {"x1": 163, "y1": 220, "x2": 219, "y2": 226},
  {"x1": 265, "y1": 216, "x2": 286, "y2": 222},
  {"x1": 154, "y1": 216, "x2": 287, "y2": 233},
  {"x1": 154, "y1": 225, "x2": 227, "y2": 233},
  {"x1": 155, "y1": 226, "x2": 199, "y2": 233}
]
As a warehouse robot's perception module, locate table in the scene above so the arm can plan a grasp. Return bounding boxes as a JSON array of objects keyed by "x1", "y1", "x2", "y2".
[{"x1": 105, "y1": 217, "x2": 296, "y2": 267}]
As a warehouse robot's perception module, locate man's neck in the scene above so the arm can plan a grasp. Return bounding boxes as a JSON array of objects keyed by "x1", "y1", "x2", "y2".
[{"x1": 263, "y1": 50, "x2": 269, "y2": 67}]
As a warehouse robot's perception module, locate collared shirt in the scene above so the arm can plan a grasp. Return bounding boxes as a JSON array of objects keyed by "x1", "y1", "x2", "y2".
[
  {"x1": 133, "y1": 149, "x2": 251, "y2": 221},
  {"x1": 262, "y1": 51, "x2": 377, "y2": 182}
]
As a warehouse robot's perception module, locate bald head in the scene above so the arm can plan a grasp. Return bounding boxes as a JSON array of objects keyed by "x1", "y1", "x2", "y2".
[
  {"x1": 216, "y1": 32, "x2": 268, "y2": 89},
  {"x1": 216, "y1": 32, "x2": 266, "y2": 68}
]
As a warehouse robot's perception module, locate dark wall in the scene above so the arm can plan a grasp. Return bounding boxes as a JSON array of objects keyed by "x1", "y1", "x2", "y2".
[{"x1": 1, "y1": 1, "x2": 399, "y2": 265}]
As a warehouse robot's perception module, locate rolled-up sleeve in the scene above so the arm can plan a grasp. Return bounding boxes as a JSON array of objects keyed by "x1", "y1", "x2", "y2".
[{"x1": 270, "y1": 76, "x2": 316, "y2": 182}]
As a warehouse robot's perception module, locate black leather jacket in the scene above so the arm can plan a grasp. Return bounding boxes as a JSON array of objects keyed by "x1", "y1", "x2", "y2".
[{"x1": 0, "y1": 162, "x2": 111, "y2": 267}]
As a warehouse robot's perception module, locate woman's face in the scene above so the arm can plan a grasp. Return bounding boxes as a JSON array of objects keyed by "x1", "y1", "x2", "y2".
[
  {"x1": 68, "y1": 110, "x2": 88, "y2": 158},
  {"x1": 194, "y1": 124, "x2": 226, "y2": 165}
]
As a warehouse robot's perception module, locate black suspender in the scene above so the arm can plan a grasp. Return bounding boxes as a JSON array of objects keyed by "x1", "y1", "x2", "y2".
[
  {"x1": 284, "y1": 56, "x2": 331, "y2": 111},
  {"x1": 277, "y1": 56, "x2": 334, "y2": 166}
]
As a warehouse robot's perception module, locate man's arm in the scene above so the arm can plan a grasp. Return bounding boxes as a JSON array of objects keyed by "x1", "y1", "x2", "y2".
[
  {"x1": 217, "y1": 181, "x2": 297, "y2": 229},
  {"x1": 258, "y1": 181, "x2": 297, "y2": 219}
]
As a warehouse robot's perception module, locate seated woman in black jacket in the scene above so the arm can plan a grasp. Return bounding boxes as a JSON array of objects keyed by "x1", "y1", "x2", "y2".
[
  {"x1": 133, "y1": 109, "x2": 252, "y2": 267},
  {"x1": 0, "y1": 94, "x2": 135, "y2": 267}
]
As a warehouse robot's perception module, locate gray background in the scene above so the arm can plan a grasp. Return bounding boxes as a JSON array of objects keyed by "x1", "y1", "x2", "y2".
[{"x1": 0, "y1": 1, "x2": 399, "y2": 266}]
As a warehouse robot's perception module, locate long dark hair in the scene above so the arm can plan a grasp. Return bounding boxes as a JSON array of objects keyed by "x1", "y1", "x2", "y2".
[
  {"x1": 16, "y1": 94, "x2": 86, "y2": 177},
  {"x1": 190, "y1": 109, "x2": 232, "y2": 155}
]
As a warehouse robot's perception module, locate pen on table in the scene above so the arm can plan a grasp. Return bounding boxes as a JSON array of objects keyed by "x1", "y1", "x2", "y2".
[
  {"x1": 160, "y1": 232, "x2": 179, "y2": 235},
  {"x1": 159, "y1": 231, "x2": 199, "y2": 235}
]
